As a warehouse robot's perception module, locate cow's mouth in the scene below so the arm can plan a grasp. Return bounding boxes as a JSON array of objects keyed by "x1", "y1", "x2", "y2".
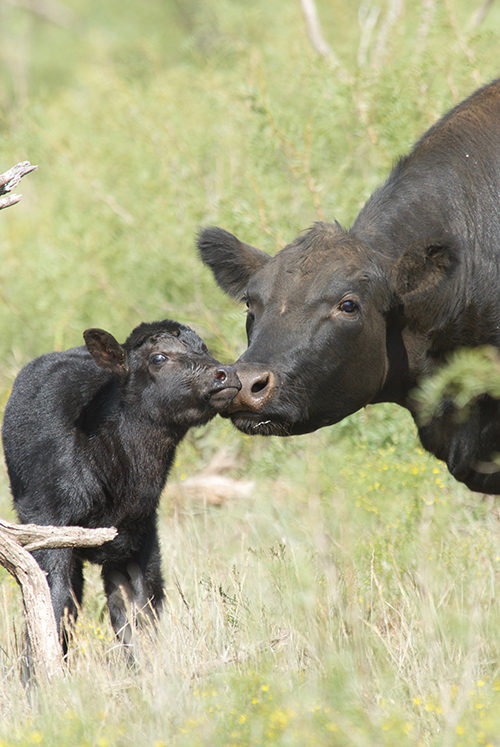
[
  {"x1": 229, "y1": 411, "x2": 295, "y2": 436},
  {"x1": 229, "y1": 409, "x2": 339, "y2": 436}
]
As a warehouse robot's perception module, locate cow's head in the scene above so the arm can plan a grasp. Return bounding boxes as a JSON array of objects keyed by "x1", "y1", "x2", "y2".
[{"x1": 198, "y1": 223, "x2": 399, "y2": 435}]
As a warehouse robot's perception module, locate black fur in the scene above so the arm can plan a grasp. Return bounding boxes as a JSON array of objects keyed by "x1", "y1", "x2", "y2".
[
  {"x1": 198, "y1": 78, "x2": 500, "y2": 493},
  {"x1": 2, "y1": 319, "x2": 239, "y2": 652}
]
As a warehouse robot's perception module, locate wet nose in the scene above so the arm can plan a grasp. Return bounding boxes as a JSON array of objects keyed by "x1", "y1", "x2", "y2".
[
  {"x1": 231, "y1": 368, "x2": 276, "y2": 411},
  {"x1": 214, "y1": 366, "x2": 241, "y2": 390}
]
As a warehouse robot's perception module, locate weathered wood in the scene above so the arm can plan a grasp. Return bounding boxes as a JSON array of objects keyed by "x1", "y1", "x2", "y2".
[
  {"x1": 0, "y1": 530, "x2": 62, "y2": 682},
  {"x1": 0, "y1": 518, "x2": 117, "y2": 552},
  {"x1": 0, "y1": 520, "x2": 117, "y2": 681},
  {"x1": 0, "y1": 161, "x2": 38, "y2": 210}
]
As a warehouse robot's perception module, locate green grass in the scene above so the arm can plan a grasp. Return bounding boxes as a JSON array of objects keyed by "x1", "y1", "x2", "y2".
[{"x1": 2, "y1": 0, "x2": 500, "y2": 745}]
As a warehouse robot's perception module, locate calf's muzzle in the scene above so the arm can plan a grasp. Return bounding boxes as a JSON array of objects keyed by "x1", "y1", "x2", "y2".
[{"x1": 207, "y1": 365, "x2": 241, "y2": 409}]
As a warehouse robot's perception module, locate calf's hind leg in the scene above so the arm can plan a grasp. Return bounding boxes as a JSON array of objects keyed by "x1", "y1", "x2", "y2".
[{"x1": 101, "y1": 533, "x2": 165, "y2": 652}]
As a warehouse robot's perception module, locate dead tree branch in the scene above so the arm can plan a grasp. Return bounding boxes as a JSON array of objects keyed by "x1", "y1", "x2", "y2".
[
  {"x1": 0, "y1": 530, "x2": 62, "y2": 682},
  {"x1": 470, "y1": 0, "x2": 496, "y2": 28},
  {"x1": 0, "y1": 519, "x2": 117, "y2": 552},
  {"x1": 416, "y1": 0, "x2": 437, "y2": 57},
  {"x1": 300, "y1": 0, "x2": 338, "y2": 61},
  {"x1": 0, "y1": 161, "x2": 38, "y2": 211},
  {"x1": 3, "y1": 0, "x2": 79, "y2": 30},
  {"x1": 372, "y1": 0, "x2": 405, "y2": 70},
  {"x1": 0, "y1": 519, "x2": 117, "y2": 682},
  {"x1": 299, "y1": 0, "x2": 353, "y2": 83}
]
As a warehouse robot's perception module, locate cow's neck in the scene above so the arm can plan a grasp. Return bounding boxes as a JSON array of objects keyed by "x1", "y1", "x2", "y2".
[{"x1": 368, "y1": 309, "x2": 416, "y2": 408}]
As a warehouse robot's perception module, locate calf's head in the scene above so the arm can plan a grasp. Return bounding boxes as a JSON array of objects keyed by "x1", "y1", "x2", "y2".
[
  {"x1": 84, "y1": 319, "x2": 240, "y2": 427},
  {"x1": 198, "y1": 224, "x2": 393, "y2": 436}
]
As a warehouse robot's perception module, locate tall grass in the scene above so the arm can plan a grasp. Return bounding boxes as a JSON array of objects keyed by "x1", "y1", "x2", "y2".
[{"x1": 1, "y1": 0, "x2": 500, "y2": 745}]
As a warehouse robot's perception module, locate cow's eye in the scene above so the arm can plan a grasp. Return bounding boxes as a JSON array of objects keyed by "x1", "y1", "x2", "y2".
[
  {"x1": 339, "y1": 300, "x2": 358, "y2": 314},
  {"x1": 150, "y1": 353, "x2": 167, "y2": 366}
]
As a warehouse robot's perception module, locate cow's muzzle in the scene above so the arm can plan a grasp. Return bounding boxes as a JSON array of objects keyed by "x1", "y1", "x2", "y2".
[{"x1": 225, "y1": 366, "x2": 277, "y2": 413}]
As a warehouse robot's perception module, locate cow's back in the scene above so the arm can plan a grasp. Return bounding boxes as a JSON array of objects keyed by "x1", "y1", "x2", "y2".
[{"x1": 354, "y1": 78, "x2": 500, "y2": 260}]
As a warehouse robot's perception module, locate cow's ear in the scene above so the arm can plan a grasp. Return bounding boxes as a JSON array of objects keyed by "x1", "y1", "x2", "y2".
[
  {"x1": 197, "y1": 227, "x2": 271, "y2": 300},
  {"x1": 391, "y1": 237, "x2": 459, "y2": 330},
  {"x1": 84, "y1": 329, "x2": 129, "y2": 376}
]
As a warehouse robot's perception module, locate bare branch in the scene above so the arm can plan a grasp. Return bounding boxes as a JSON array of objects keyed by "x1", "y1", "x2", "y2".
[
  {"x1": 357, "y1": 1, "x2": 381, "y2": 68},
  {"x1": 3, "y1": 0, "x2": 80, "y2": 30},
  {"x1": 0, "y1": 530, "x2": 62, "y2": 682},
  {"x1": 299, "y1": 0, "x2": 353, "y2": 83},
  {"x1": 0, "y1": 161, "x2": 38, "y2": 211},
  {"x1": 0, "y1": 519, "x2": 117, "y2": 551},
  {"x1": 300, "y1": 0, "x2": 339, "y2": 61},
  {"x1": 0, "y1": 161, "x2": 38, "y2": 193},
  {"x1": 0, "y1": 520, "x2": 117, "y2": 681},
  {"x1": 416, "y1": 0, "x2": 437, "y2": 56},
  {"x1": 445, "y1": 0, "x2": 481, "y2": 83},
  {"x1": 0, "y1": 194, "x2": 23, "y2": 210},
  {"x1": 372, "y1": 0, "x2": 405, "y2": 70},
  {"x1": 470, "y1": 0, "x2": 496, "y2": 28}
]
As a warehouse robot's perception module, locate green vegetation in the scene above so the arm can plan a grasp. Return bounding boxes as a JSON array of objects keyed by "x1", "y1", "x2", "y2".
[
  {"x1": 1, "y1": 1, "x2": 500, "y2": 745},
  {"x1": 416, "y1": 346, "x2": 500, "y2": 421}
]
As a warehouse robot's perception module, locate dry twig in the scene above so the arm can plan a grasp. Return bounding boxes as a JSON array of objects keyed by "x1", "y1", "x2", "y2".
[{"x1": 0, "y1": 161, "x2": 38, "y2": 211}]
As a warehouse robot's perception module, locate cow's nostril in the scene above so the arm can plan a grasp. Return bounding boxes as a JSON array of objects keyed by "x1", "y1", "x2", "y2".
[
  {"x1": 251, "y1": 375, "x2": 269, "y2": 394},
  {"x1": 234, "y1": 368, "x2": 275, "y2": 411},
  {"x1": 214, "y1": 368, "x2": 227, "y2": 382}
]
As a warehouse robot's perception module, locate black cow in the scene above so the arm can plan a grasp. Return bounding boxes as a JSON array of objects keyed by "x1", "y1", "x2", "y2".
[
  {"x1": 198, "y1": 78, "x2": 500, "y2": 494},
  {"x1": 2, "y1": 319, "x2": 240, "y2": 651}
]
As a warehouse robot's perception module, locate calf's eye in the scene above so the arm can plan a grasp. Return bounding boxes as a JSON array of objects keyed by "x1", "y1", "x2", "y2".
[
  {"x1": 339, "y1": 300, "x2": 358, "y2": 314},
  {"x1": 150, "y1": 353, "x2": 167, "y2": 366}
]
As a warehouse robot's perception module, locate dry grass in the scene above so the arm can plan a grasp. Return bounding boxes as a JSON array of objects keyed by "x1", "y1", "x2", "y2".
[
  {"x1": 2, "y1": 420, "x2": 500, "y2": 745},
  {"x1": 1, "y1": 0, "x2": 500, "y2": 744}
]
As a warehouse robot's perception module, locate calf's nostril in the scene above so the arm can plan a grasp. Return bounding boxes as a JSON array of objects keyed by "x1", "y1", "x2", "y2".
[{"x1": 214, "y1": 368, "x2": 227, "y2": 382}]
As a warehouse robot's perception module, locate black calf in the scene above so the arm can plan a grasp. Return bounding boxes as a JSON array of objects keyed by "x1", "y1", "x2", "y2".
[{"x1": 2, "y1": 319, "x2": 240, "y2": 652}]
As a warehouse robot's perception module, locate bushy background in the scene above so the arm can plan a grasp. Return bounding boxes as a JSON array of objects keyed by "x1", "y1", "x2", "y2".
[{"x1": 1, "y1": 1, "x2": 500, "y2": 745}]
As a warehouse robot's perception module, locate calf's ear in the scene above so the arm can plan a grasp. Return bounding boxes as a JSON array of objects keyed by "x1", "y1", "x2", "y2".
[
  {"x1": 197, "y1": 226, "x2": 270, "y2": 300},
  {"x1": 391, "y1": 237, "x2": 459, "y2": 330},
  {"x1": 84, "y1": 329, "x2": 129, "y2": 376}
]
